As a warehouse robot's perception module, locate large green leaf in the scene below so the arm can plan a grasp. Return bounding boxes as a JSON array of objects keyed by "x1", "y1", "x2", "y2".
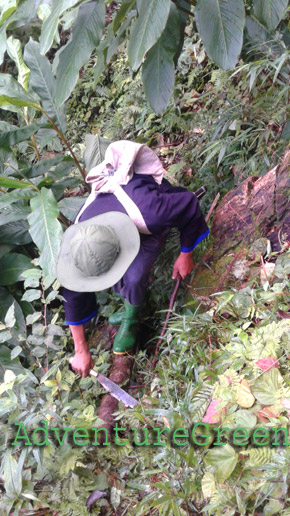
[
  {"x1": 3, "y1": 454, "x2": 22, "y2": 499},
  {"x1": 142, "y1": 3, "x2": 180, "y2": 114},
  {"x1": 0, "y1": 176, "x2": 32, "y2": 189},
  {"x1": 244, "y1": 15, "x2": 269, "y2": 46},
  {"x1": 113, "y1": 0, "x2": 136, "y2": 33},
  {"x1": 0, "y1": 287, "x2": 26, "y2": 338},
  {"x1": 84, "y1": 134, "x2": 111, "y2": 170},
  {"x1": 204, "y1": 444, "x2": 238, "y2": 482},
  {"x1": 0, "y1": 245, "x2": 12, "y2": 259},
  {"x1": 195, "y1": 0, "x2": 245, "y2": 70},
  {"x1": 0, "y1": 0, "x2": 40, "y2": 65},
  {"x1": 106, "y1": 10, "x2": 136, "y2": 63},
  {"x1": 58, "y1": 196, "x2": 87, "y2": 221},
  {"x1": 6, "y1": 35, "x2": 30, "y2": 91},
  {"x1": 128, "y1": 0, "x2": 171, "y2": 71},
  {"x1": 39, "y1": 0, "x2": 81, "y2": 55},
  {"x1": 24, "y1": 39, "x2": 67, "y2": 133},
  {"x1": 21, "y1": 288, "x2": 41, "y2": 302},
  {"x1": 0, "y1": 345, "x2": 37, "y2": 382},
  {"x1": 264, "y1": 500, "x2": 284, "y2": 516},
  {"x1": 0, "y1": 0, "x2": 18, "y2": 27},
  {"x1": 45, "y1": 156, "x2": 74, "y2": 180},
  {"x1": 253, "y1": 0, "x2": 288, "y2": 30},
  {"x1": 281, "y1": 121, "x2": 290, "y2": 141},
  {"x1": 28, "y1": 187, "x2": 63, "y2": 282},
  {"x1": 0, "y1": 121, "x2": 40, "y2": 148},
  {"x1": 93, "y1": 9, "x2": 136, "y2": 82},
  {"x1": 55, "y1": 0, "x2": 105, "y2": 107},
  {"x1": 21, "y1": 155, "x2": 73, "y2": 179},
  {"x1": 5, "y1": 0, "x2": 38, "y2": 29},
  {"x1": 173, "y1": 0, "x2": 189, "y2": 65},
  {"x1": 0, "y1": 28, "x2": 6, "y2": 64},
  {"x1": 0, "y1": 220, "x2": 32, "y2": 245},
  {"x1": 252, "y1": 368, "x2": 283, "y2": 405},
  {"x1": 0, "y1": 73, "x2": 41, "y2": 110},
  {"x1": 50, "y1": 176, "x2": 80, "y2": 200},
  {"x1": 93, "y1": 45, "x2": 106, "y2": 84},
  {"x1": 0, "y1": 252, "x2": 31, "y2": 286},
  {"x1": 0, "y1": 189, "x2": 36, "y2": 209},
  {"x1": 0, "y1": 205, "x2": 30, "y2": 226},
  {"x1": 234, "y1": 409, "x2": 257, "y2": 429},
  {"x1": 37, "y1": 2, "x2": 51, "y2": 23},
  {"x1": 0, "y1": 146, "x2": 18, "y2": 175},
  {"x1": 60, "y1": 4, "x2": 80, "y2": 31}
]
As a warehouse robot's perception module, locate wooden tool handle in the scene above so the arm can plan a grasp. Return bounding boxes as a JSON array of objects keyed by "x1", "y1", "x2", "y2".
[{"x1": 152, "y1": 274, "x2": 182, "y2": 369}]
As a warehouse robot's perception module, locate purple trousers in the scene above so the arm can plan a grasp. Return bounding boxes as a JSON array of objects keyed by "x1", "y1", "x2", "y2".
[
  {"x1": 113, "y1": 229, "x2": 170, "y2": 305},
  {"x1": 63, "y1": 229, "x2": 170, "y2": 324}
]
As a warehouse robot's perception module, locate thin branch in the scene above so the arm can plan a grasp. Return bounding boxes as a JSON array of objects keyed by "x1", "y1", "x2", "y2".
[
  {"x1": 3, "y1": 161, "x2": 40, "y2": 192},
  {"x1": 58, "y1": 212, "x2": 71, "y2": 228},
  {"x1": 16, "y1": 167, "x2": 40, "y2": 193},
  {"x1": 22, "y1": 341, "x2": 46, "y2": 375},
  {"x1": 205, "y1": 192, "x2": 220, "y2": 223},
  {"x1": 152, "y1": 142, "x2": 183, "y2": 149},
  {"x1": 152, "y1": 274, "x2": 182, "y2": 369},
  {"x1": 41, "y1": 281, "x2": 49, "y2": 372},
  {"x1": 42, "y1": 111, "x2": 87, "y2": 181},
  {"x1": 24, "y1": 115, "x2": 41, "y2": 161},
  {"x1": 208, "y1": 334, "x2": 213, "y2": 369},
  {"x1": 31, "y1": 134, "x2": 41, "y2": 161},
  {"x1": 0, "y1": 187, "x2": 7, "y2": 193}
]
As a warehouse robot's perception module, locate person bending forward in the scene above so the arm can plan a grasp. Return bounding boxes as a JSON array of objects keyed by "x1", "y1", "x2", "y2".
[{"x1": 56, "y1": 141, "x2": 209, "y2": 377}]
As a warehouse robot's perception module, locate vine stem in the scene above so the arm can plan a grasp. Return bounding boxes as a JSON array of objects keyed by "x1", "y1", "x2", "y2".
[
  {"x1": 18, "y1": 169, "x2": 41, "y2": 192},
  {"x1": 41, "y1": 282, "x2": 49, "y2": 372},
  {"x1": 152, "y1": 274, "x2": 182, "y2": 369},
  {"x1": 208, "y1": 334, "x2": 213, "y2": 369},
  {"x1": 22, "y1": 341, "x2": 46, "y2": 374},
  {"x1": 205, "y1": 192, "x2": 220, "y2": 223},
  {"x1": 24, "y1": 115, "x2": 41, "y2": 161},
  {"x1": 58, "y1": 212, "x2": 70, "y2": 228},
  {"x1": 42, "y1": 110, "x2": 87, "y2": 181},
  {"x1": 31, "y1": 134, "x2": 41, "y2": 161}
]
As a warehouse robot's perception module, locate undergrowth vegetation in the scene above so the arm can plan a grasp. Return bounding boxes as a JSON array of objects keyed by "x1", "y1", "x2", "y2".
[
  {"x1": 67, "y1": 32, "x2": 289, "y2": 203},
  {"x1": 3, "y1": 249, "x2": 290, "y2": 515},
  {"x1": 0, "y1": 0, "x2": 290, "y2": 514}
]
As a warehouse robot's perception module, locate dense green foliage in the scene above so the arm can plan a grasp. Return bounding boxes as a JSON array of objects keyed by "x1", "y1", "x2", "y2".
[
  {"x1": 0, "y1": 0, "x2": 289, "y2": 113},
  {"x1": 0, "y1": 0, "x2": 290, "y2": 514},
  {"x1": 2, "y1": 250, "x2": 290, "y2": 515}
]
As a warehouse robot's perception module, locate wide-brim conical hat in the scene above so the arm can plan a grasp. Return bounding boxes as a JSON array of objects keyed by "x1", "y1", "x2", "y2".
[{"x1": 56, "y1": 211, "x2": 140, "y2": 292}]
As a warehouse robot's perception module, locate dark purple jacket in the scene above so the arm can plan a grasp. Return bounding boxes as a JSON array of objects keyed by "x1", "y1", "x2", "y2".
[{"x1": 63, "y1": 174, "x2": 209, "y2": 324}]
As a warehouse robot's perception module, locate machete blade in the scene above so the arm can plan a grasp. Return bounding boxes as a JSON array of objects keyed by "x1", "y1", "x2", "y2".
[{"x1": 90, "y1": 369, "x2": 138, "y2": 408}]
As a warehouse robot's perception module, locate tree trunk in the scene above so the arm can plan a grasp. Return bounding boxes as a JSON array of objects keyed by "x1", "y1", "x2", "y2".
[{"x1": 190, "y1": 148, "x2": 290, "y2": 297}]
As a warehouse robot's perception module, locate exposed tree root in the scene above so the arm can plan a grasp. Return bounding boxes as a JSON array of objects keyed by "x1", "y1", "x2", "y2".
[{"x1": 96, "y1": 354, "x2": 134, "y2": 442}]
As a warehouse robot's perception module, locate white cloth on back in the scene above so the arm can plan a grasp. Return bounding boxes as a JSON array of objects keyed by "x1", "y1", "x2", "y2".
[
  {"x1": 75, "y1": 140, "x2": 165, "y2": 234},
  {"x1": 86, "y1": 140, "x2": 164, "y2": 191}
]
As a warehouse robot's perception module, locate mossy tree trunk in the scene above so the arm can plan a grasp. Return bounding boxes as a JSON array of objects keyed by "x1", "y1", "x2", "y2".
[{"x1": 190, "y1": 148, "x2": 290, "y2": 297}]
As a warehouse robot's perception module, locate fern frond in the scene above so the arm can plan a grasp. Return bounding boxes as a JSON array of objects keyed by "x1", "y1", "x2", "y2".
[
  {"x1": 189, "y1": 384, "x2": 214, "y2": 420},
  {"x1": 58, "y1": 449, "x2": 84, "y2": 477},
  {"x1": 95, "y1": 85, "x2": 110, "y2": 97},
  {"x1": 244, "y1": 448, "x2": 273, "y2": 468}
]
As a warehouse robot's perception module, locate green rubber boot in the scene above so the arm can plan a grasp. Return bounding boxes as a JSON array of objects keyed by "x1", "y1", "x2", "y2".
[
  {"x1": 108, "y1": 309, "x2": 124, "y2": 326},
  {"x1": 113, "y1": 301, "x2": 140, "y2": 354}
]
